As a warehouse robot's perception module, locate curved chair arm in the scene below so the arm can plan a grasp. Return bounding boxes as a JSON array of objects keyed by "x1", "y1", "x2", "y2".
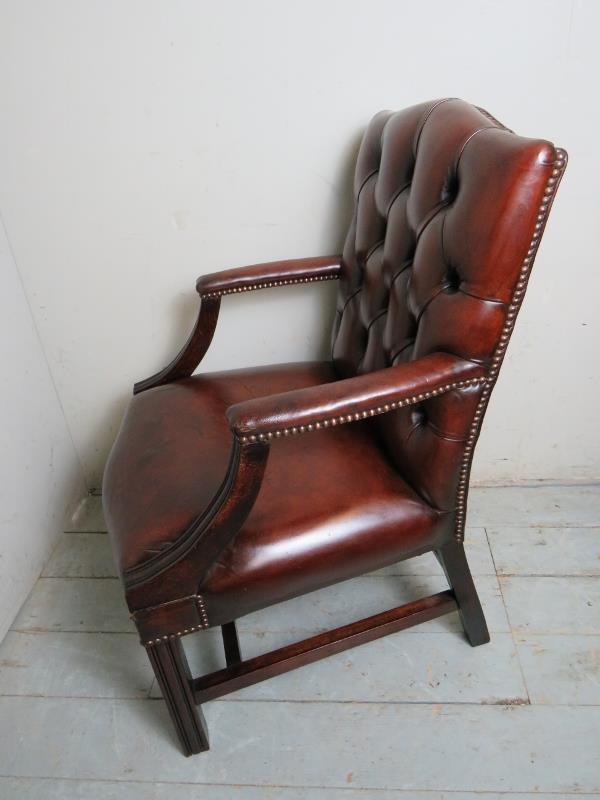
[
  {"x1": 226, "y1": 353, "x2": 489, "y2": 441},
  {"x1": 196, "y1": 255, "x2": 342, "y2": 297},
  {"x1": 134, "y1": 255, "x2": 342, "y2": 395},
  {"x1": 126, "y1": 354, "x2": 486, "y2": 614},
  {"x1": 134, "y1": 296, "x2": 222, "y2": 395},
  {"x1": 124, "y1": 436, "x2": 270, "y2": 603}
]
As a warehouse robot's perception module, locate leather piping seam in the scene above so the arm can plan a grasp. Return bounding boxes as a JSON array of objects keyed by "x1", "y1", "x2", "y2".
[
  {"x1": 453, "y1": 148, "x2": 567, "y2": 540},
  {"x1": 384, "y1": 181, "x2": 411, "y2": 217},
  {"x1": 475, "y1": 106, "x2": 512, "y2": 132},
  {"x1": 339, "y1": 285, "x2": 362, "y2": 314},
  {"x1": 235, "y1": 376, "x2": 489, "y2": 443},
  {"x1": 365, "y1": 307, "x2": 388, "y2": 332},
  {"x1": 137, "y1": 595, "x2": 210, "y2": 647},
  {"x1": 412, "y1": 98, "x2": 456, "y2": 158},
  {"x1": 389, "y1": 260, "x2": 414, "y2": 288},
  {"x1": 355, "y1": 167, "x2": 380, "y2": 199},
  {"x1": 200, "y1": 272, "x2": 339, "y2": 299},
  {"x1": 457, "y1": 287, "x2": 507, "y2": 306},
  {"x1": 365, "y1": 239, "x2": 385, "y2": 261},
  {"x1": 389, "y1": 340, "x2": 415, "y2": 364}
]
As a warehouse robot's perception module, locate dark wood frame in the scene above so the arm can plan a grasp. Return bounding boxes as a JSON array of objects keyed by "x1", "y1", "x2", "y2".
[
  {"x1": 116, "y1": 137, "x2": 566, "y2": 756},
  {"x1": 125, "y1": 282, "x2": 491, "y2": 756},
  {"x1": 138, "y1": 538, "x2": 487, "y2": 756}
]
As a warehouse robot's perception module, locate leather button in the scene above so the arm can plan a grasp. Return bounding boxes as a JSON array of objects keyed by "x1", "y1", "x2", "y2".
[
  {"x1": 441, "y1": 174, "x2": 459, "y2": 204},
  {"x1": 444, "y1": 266, "x2": 461, "y2": 293}
]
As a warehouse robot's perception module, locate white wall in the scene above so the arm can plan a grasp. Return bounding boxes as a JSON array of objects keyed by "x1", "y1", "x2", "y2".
[
  {"x1": 0, "y1": 0, "x2": 597, "y2": 488},
  {"x1": 0, "y1": 216, "x2": 86, "y2": 640}
]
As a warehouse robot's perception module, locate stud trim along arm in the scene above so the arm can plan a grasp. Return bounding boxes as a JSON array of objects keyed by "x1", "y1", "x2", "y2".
[
  {"x1": 196, "y1": 255, "x2": 342, "y2": 297},
  {"x1": 134, "y1": 255, "x2": 342, "y2": 394},
  {"x1": 227, "y1": 352, "x2": 488, "y2": 442}
]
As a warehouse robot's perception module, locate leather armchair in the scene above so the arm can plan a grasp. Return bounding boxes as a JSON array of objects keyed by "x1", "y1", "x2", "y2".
[{"x1": 103, "y1": 98, "x2": 567, "y2": 756}]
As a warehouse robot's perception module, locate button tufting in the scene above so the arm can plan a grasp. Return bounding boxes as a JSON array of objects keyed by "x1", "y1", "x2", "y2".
[
  {"x1": 443, "y1": 266, "x2": 461, "y2": 294},
  {"x1": 440, "y1": 174, "x2": 459, "y2": 205},
  {"x1": 331, "y1": 103, "x2": 566, "y2": 540}
]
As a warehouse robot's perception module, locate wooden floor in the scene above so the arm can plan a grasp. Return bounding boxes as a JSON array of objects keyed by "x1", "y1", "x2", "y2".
[{"x1": 0, "y1": 485, "x2": 599, "y2": 798}]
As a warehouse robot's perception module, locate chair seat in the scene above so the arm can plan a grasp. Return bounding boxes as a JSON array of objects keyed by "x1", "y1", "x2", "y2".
[{"x1": 103, "y1": 362, "x2": 448, "y2": 626}]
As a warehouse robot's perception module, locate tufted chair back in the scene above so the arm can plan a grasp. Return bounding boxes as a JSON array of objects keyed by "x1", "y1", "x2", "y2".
[{"x1": 331, "y1": 98, "x2": 564, "y2": 518}]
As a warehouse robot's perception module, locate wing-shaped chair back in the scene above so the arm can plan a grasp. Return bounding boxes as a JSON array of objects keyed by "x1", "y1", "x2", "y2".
[{"x1": 332, "y1": 98, "x2": 565, "y2": 522}]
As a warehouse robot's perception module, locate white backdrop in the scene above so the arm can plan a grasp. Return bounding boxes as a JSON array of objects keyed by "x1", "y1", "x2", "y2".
[{"x1": 0, "y1": 0, "x2": 597, "y2": 489}]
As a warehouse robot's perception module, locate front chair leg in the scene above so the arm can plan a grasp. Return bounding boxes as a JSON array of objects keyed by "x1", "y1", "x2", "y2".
[
  {"x1": 436, "y1": 540, "x2": 490, "y2": 647},
  {"x1": 146, "y1": 637, "x2": 209, "y2": 756}
]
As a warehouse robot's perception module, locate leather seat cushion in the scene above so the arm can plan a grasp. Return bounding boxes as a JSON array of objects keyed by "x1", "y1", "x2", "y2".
[{"x1": 103, "y1": 362, "x2": 448, "y2": 625}]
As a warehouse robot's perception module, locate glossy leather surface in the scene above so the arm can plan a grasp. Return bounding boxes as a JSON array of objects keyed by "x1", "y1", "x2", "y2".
[
  {"x1": 104, "y1": 361, "x2": 447, "y2": 623},
  {"x1": 196, "y1": 255, "x2": 342, "y2": 296},
  {"x1": 105, "y1": 362, "x2": 334, "y2": 575},
  {"x1": 227, "y1": 352, "x2": 485, "y2": 438},
  {"x1": 201, "y1": 410, "x2": 446, "y2": 624},
  {"x1": 102, "y1": 99, "x2": 566, "y2": 629},
  {"x1": 332, "y1": 99, "x2": 556, "y2": 509}
]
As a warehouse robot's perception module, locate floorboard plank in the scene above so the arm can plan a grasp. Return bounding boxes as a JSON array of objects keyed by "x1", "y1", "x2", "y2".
[
  {"x1": 501, "y1": 576, "x2": 600, "y2": 635},
  {"x1": 1, "y1": 777, "x2": 598, "y2": 800},
  {"x1": 10, "y1": 578, "x2": 133, "y2": 634},
  {"x1": 516, "y1": 633, "x2": 600, "y2": 705},
  {"x1": 0, "y1": 632, "x2": 152, "y2": 698},
  {"x1": 42, "y1": 533, "x2": 117, "y2": 578},
  {"x1": 9, "y1": 575, "x2": 509, "y2": 636},
  {"x1": 65, "y1": 496, "x2": 106, "y2": 533},
  {"x1": 0, "y1": 697, "x2": 598, "y2": 792},
  {"x1": 467, "y1": 485, "x2": 600, "y2": 528},
  {"x1": 488, "y1": 526, "x2": 600, "y2": 576}
]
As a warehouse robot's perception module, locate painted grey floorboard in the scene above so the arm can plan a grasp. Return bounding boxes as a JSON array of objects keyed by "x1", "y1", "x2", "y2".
[
  {"x1": 488, "y1": 526, "x2": 600, "y2": 576},
  {"x1": 515, "y1": 634, "x2": 600, "y2": 705},
  {"x1": 1, "y1": 697, "x2": 599, "y2": 792},
  {"x1": 42, "y1": 532, "x2": 117, "y2": 578},
  {"x1": 174, "y1": 629, "x2": 527, "y2": 703},
  {"x1": 0, "y1": 627, "x2": 525, "y2": 704},
  {"x1": 1, "y1": 485, "x2": 599, "y2": 797},
  {"x1": 9, "y1": 573, "x2": 509, "y2": 637},
  {"x1": 0, "y1": 631, "x2": 152, "y2": 699},
  {"x1": 500, "y1": 576, "x2": 600, "y2": 634},
  {"x1": 64, "y1": 495, "x2": 106, "y2": 532},
  {"x1": 467, "y1": 485, "x2": 600, "y2": 527},
  {"x1": 238, "y1": 573, "x2": 509, "y2": 637},
  {"x1": 1, "y1": 780, "x2": 598, "y2": 800},
  {"x1": 10, "y1": 577, "x2": 134, "y2": 634}
]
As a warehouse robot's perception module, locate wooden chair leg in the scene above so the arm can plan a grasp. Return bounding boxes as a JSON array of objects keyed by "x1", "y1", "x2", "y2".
[
  {"x1": 221, "y1": 620, "x2": 242, "y2": 666},
  {"x1": 146, "y1": 637, "x2": 209, "y2": 756},
  {"x1": 436, "y1": 540, "x2": 490, "y2": 647}
]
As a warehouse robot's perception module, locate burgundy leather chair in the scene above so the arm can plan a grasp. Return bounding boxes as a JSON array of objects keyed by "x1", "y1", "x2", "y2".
[{"x1": 103, "y1": 98, "x2": 566, "y2": 756}]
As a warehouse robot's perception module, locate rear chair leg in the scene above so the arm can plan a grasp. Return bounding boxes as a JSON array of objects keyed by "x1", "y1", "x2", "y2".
[
  {"x1": 436, "y1": 541, "x2": 490, "y2": 646},
  {"x1": 221, "y1": 620, "x2": 242, "y2": 666},
  {"x1": 146, "y1": 637, "x2": 209, "y2": 756}
]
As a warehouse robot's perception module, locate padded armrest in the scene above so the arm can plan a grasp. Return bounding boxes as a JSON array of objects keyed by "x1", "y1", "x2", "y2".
[
  {"x1": 227, "y1": 353, "x2": 488, "y2": 441},
  {"x1": 196, "y1": 255, "x2": 342, "y2": 297}
]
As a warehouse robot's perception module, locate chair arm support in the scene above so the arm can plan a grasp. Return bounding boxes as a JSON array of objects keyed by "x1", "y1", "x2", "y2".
[
  {"x1": 123, "y1": 437, "x2": 270, "y2": 600},
  {"x1": 135, "y1": 256, "x2": 342, "y2": 395},
  {"x1": 196, "y1": 255, "x2": 342, "y2": 297},
  {"x1": 134, "y1": 295, "x2": 222, "y2": 395},
  {"x1": 226, "y1": 354, "x2": 488, "y2": 441}
]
